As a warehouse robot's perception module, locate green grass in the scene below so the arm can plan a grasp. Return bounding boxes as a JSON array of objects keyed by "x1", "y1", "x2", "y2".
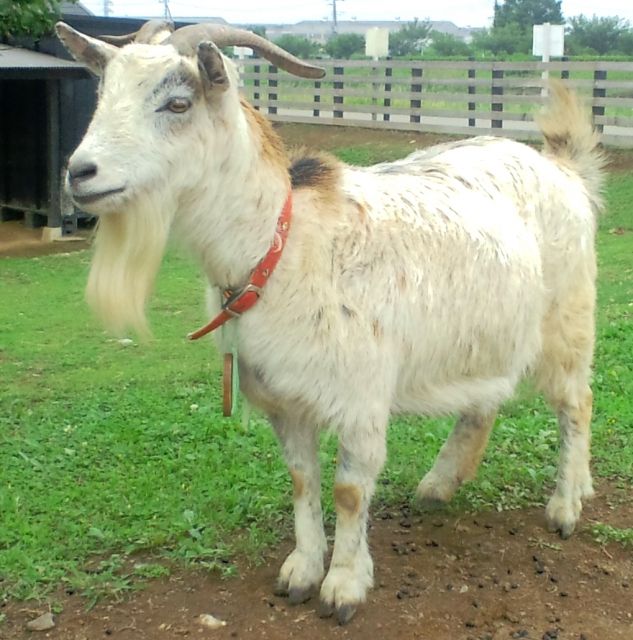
[
  {"x1": 591, "y1": 523, "x2": 633, "y2": 547},
  {"x1": 1, "y1": 149, "x2": 632, "y2": 607}
]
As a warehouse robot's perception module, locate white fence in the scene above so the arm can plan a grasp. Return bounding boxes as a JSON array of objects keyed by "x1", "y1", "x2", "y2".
[{"x1": 239, "y1": 59, "x2": 633, "y2": 147}]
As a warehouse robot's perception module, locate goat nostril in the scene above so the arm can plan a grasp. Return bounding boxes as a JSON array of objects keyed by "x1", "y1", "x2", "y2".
[{"x1": 68, "y1": 161, "x2": 98, "y2": 183}]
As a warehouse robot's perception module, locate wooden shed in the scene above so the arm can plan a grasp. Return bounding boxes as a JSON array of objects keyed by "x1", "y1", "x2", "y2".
[{"x1": 0, "y1": 44, "x2": 94, "y2": 235}]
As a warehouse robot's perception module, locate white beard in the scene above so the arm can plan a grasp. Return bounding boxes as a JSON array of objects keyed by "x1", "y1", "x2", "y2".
[{"x1": 86, "y1": 192, "x2": 175, "y2": 337}]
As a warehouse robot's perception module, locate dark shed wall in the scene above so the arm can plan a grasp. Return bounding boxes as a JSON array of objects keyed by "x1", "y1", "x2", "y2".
[
  {"x1": 0, "y1": 74, "x2": 96, "y2": 228},
  {"x1": 0, "y1": 80, "x2": 48, "y2": 212}
]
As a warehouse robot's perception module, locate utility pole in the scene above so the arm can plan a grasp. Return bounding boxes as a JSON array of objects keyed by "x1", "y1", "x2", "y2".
[
  {"x1": 330, "y1": 0, "x2": 343, "y2": 34},
  {"x1": 160, "y1": 0, "x2": 172, "y2": 20},
  {"x1": 103, "y1": 0, "x2": 112, "y2": 17}
]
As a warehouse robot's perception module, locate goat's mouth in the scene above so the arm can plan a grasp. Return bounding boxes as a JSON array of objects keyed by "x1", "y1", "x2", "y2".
[{"x1": 71, "y1": 187, "x2": 127, "y2": 207}]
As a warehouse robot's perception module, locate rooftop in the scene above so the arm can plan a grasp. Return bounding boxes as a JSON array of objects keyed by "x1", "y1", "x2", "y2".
[{"x1": 0, "y1": 45, "x2": 89, "y2": 79}]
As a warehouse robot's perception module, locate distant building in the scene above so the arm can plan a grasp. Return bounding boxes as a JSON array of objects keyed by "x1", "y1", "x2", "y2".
[
  {"x1": 169, "y1": 17, "x2": 481, "y2": 45},
  {"x1": 261, "y1": 20, "x2": 478, "y2": 44}
]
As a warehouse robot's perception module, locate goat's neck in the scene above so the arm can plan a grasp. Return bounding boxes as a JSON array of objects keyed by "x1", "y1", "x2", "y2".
[{"x1": 178, "y1": 106, "x2": 290, "y2": 290}]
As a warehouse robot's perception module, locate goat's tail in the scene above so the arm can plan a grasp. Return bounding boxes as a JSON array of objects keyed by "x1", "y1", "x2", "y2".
[{"x1": 537, "y1": 80, "x2": 606, "y2": 210}]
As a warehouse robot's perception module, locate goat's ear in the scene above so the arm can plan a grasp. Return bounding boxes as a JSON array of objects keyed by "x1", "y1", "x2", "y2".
[
  {"x1": 55, "y1": 22, "x2": 116, "y2": 76},
  {"x1": 197, "y1": 41, "x2": 229, "y2": 94}
]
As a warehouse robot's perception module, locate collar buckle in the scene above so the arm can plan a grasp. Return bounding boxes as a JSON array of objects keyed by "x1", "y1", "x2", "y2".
[{"x1": 222, "y1": 283, "x2": 263, "y2": 318}]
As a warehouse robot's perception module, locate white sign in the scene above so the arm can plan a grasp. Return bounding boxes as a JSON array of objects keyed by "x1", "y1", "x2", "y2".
[
  {"x1": 532, "y1": 23, "x2": 564, "y2": 58},
  {"x1": 233, "y1": 46, "x2": 252, "y2": 59},
  {"x1": 365, "y1": 27, "x2": 389, "y2": 59}
]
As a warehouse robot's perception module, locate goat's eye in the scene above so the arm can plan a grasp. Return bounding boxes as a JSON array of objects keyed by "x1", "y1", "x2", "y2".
[{"x1": 162, "y1": 97, "x2": 191, "y2": 114}]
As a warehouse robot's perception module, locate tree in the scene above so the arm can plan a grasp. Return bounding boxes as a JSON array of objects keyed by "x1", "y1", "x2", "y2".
[
  {"x1": 619, "y1": 29, "x2": 633, "y2": 56},
  {"x1": 325, "y1": 33, "x2": 365, "y2": 59},
  {"x1": 494, "y1": 0, "x2": 563, "y2": 30},
  {"x1": 426, "y1": 31, "x2": 473, "y2": 57},
  {"x1": 247, "y1": 25, "x2": 267, "y2": 38},
  {"x1": 472, "y1": 24, "x2": 532, "y2": 56},
  {"x1": 389, "y1": 18, "x2": 432, "y2": 57},
  {"x1": 566, "y1": 15, "x2": 632, "y2": 55},
  {"x1": 273, "y1": 34, "x2": 320, "y2": 59},
  {"x1": 0, "y1": 0, "x2": 70, "y2": 39}
]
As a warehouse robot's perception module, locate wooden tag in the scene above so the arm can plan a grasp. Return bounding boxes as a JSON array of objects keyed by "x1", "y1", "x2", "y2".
[{"x1": 222, "y1": 351, "x2": 239, "y2": 417}]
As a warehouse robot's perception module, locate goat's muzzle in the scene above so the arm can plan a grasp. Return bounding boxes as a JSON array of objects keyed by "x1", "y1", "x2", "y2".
[{"x1": 66, "y1": 154, "x2": 126, "y2": 211}]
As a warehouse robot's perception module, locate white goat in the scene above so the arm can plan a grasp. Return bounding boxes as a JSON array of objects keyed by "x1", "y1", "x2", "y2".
[{"x1": 57, "y1": 20, "x2": 604, "y2": 625}]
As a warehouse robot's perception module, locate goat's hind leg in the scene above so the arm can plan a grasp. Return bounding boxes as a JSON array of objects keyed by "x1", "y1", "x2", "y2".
[
  {"x1": 273, "y1": 418, "x2": 327, "y2": 604},
  {"x1": 416, "y1": 411, "x2": 496, "y2": 506},
  {"x1": 537, "y1": 284, "x2": 596, "y2": 538},
  {"x1": 544, "y1": 388, "x2": 594, "y2": 538}
]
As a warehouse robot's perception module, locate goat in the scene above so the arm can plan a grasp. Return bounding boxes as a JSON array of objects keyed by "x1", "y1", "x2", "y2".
[{"x1": 56, "y1": 21, "x2": 604, "y2": 625}]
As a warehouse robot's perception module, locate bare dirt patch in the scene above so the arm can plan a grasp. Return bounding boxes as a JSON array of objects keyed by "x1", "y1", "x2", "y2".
[
  {"x1": 277, "y1": 122, "x2": 454, "y2": 152},
  {"x1": 2, "y1": 482, "x2": 631, "y2": 640},
  {"x1": 0, "y1": 221, "x2": 90, "y2": 258}
]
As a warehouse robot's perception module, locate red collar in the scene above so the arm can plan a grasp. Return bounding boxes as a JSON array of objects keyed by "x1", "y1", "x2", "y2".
[{"x1": 188, "y1": 192, "x2": 293, "y2": 341}]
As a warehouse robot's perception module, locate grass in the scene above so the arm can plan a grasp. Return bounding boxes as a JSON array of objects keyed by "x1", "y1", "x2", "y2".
[
  {"x1": 1, "y1": 143, "x2": 632, "y2": 608},
  {"x1": 591, "y1": 524, "x2": 633, "y2": 548}
]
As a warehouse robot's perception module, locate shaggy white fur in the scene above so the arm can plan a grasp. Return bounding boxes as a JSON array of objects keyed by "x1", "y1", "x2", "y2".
[{"x1": 57, "y1": 22, "x2": 604, "y2": 625}]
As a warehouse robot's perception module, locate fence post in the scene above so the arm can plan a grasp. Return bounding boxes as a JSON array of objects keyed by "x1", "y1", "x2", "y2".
[
  {"x1": 313, "y1": 80, "x2": 321, "y2": 117},
  {"x1": 410, "y1": 65, "x2": 423, "y2": 124},
  {"x1": 491, "y1": 67, "x2": 504, "y2": 129},
  {"x1": 383, "y1": 62, "x2": 392, "y2": 122},
  {"x1": 253, "y1": 63, "x2": 261, "y2": 110},
  {"x1": 371, "y1": 63, "x2": 378, "y2": 121},
  {"x1": 592, "y1": 68, "x2": 607, "y2": 134},
  {"x1": 333, "y1": 66, "x2": 344, "y2": 119},
  {"x1": 468, "y1": 56, "x2": 476, "y2": 128},
  {"x1": 267, "y1": 64, "x2": 278, "y2": 116},
  {"x1": 560, "y1": 55, "x2": 569, "y2": 80}
]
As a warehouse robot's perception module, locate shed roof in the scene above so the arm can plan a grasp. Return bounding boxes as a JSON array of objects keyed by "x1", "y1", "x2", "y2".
[{"x1": 0, "y1": 45, "x2": 90, "y2": 79}]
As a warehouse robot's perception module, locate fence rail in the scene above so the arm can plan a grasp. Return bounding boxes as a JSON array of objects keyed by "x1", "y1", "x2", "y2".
[{"x1": 239, "y1": 59, "x2": 633, "y2": 147}]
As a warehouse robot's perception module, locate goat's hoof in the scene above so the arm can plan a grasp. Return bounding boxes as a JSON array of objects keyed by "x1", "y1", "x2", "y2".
[
  {"x1": 547, "y1": 518, "x2": 576, "y2": 540},
  {"x1": 335, "y1": 604, "x2": 357, "y2": 625},
  {"x1": 318, "y1": 600, "x2": 334, "y2": 619},
  {"x1": 274, "y1": 581, "x2": 316, "y2": 604},
  {"x1": 415, "y1": 495, "x2": 448, "y2": 511},
  {"x1": 288, "y1": 585, "x2": 316, "y2": 605},
  {"x1": 415, "y1": 473, "x2": 457, "y2": 508},
  {"x1": 317, "y1": 600, "x2": 357, "y2": 625},
  {"x1": 275, "y1": 548, "x2": 325, "y2": 602},
  {"x1": 319, "y1": 564, "x2": 371, "y2": 624},
  {"x1": 273, "y1": 580, "x2": 288, "y2": 597},
  {"x1": 545, "y1": 496, "x2": 581, "y2": 539}
]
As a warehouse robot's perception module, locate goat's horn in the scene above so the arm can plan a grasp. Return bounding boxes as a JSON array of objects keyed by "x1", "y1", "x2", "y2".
[
  {"x1": 167, "y1": 24, "x2": 326, "y2": 79},
  {"x1": 98, "y1": 19, "x2": 174, "y2": 46}
]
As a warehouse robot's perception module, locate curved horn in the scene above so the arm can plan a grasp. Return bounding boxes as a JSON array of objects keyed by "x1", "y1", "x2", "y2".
[
  {"x1": 98, "y1": 19, "x2": 174, "y2": 46},
  {"x1": 166, "y1": 24, "x2": 326, "y2": 79}
]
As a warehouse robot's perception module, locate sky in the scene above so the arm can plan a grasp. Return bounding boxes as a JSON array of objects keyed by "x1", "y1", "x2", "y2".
[{"x1": 80, "y1": 0, "x2": 633, "y2": 28}]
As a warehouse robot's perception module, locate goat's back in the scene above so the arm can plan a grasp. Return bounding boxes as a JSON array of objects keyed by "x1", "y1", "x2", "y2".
[{"x1": 238, "y1": 137, "x2": 597, "y2": 422}]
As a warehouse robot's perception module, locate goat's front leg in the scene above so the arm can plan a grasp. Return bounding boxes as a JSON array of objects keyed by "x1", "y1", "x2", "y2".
[
  {"x1": 272, "y1": 419, "x2": 327, "y2": 604},
  {"x1": 319, "y1": 427, "x2": 387, "y2": 625}
]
